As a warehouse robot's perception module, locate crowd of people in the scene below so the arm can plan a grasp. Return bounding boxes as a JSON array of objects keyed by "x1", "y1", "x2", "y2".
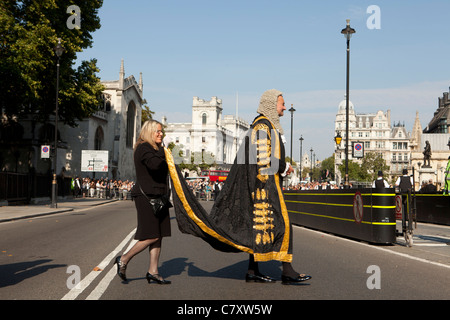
[
  {"x1": 71, "y1": 177, "x2": 135, "y2": 200},
  {"x1": 185, "y1": 178, "x2": 223, "y2": 201},
  {"x1": 285, "y1": 181, "x2": 341, "y2": 190}
]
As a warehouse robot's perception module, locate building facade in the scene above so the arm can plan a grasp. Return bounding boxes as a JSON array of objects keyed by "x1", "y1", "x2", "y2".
[
  {"x1": 64, "y1": 59, "x2": 144, "y2": 180},
  {"x1": 334, "y1": 98, "x2": 411, "y2": 184},
  {"x1": 410, "y1": 87, "x2": 450, "y2": 189},
  {"x1": 162, "y1": 96, "x2": 249, "y2": 166},
  {"x1": 423, "y1": 89, "x2": 450, "y2": 134},
  {"x1": 5, "y1": 60, "x2": 144, "y2": 182}
]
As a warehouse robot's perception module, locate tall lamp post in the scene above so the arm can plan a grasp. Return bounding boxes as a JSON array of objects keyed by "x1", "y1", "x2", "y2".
[
  {"x1": 289, "y1": 104, "x2": 296, "y2": 162},
  {"x1": 341, "y1": 19, "x2": 355, "y2": 187},
  {"x1": 51, "y1": 38, "x2": 64, "y2": 208},
  {"x1": 288, "y1": 104, "x2": 295, "y2": 188},
  {"x1": 310, "y1": 147, "x2": 313, "y2": 181},
  {"x1": 299, "y1": 135, "x2": 303, "y2": 180}
]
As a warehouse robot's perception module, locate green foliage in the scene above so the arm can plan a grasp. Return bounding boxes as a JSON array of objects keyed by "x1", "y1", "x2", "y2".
[
  {"x1": 338, "y1": 152, "x2": 390, "y2": 183},
  {"x1": 0, "y1": 0, "x2": 104, "y2": 126},
  {"x1": 141, "y1": 105, "x2": 154, "y2": 125}
]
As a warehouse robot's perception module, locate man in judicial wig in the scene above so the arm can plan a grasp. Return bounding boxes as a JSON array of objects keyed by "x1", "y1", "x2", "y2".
[{"x1": 165, "y1": 89, "x2": 311, "y2": 284}]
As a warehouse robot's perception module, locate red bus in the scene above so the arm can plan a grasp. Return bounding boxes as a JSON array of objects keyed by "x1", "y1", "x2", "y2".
[{"x1": 200, "y1": 170, "x2": 229, "y2": 182}]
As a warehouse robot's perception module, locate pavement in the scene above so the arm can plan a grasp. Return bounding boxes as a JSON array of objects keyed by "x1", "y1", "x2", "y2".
[{"x1": 0, "y1": 197, "x2": 120, "y2": 223}]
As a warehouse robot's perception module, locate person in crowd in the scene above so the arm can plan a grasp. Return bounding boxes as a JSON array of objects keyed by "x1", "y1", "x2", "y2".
[{"x1": 372, "y1": 171, "x2": 390, "y2": 189}]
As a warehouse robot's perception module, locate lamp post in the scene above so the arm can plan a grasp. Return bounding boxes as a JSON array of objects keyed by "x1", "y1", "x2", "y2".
[
  {"x1": 51, "y1": 38, "x2": 64, "y2": 208},
  {"x1": 341, "y1": 19, "x2": 355, "y2": 187},
  {"x1": 299, "y1": 135, "x2": 303, "y2": 180},
  {"x1": 286, "y1": 104, "x2": 295, "y2": 188},
  {"x1": 289, "y1": 104, "x2": 296, "y2": 161},
  {"x1": 313, "y1": 153, "x2": 316, "y2": 177},
  {"x1": 310, "y1": 147, "x2": 313, "y2": 181},
  {"x1": 334, "y1": 131, "x2": 342, "y2": 183}
]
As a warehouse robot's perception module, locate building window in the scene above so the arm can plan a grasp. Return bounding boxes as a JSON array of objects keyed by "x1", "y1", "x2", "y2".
[
  {"x1": 95, "y1": 126, "x2": 104, "y2": 150},
  {"x1": 126, "y1": 101, "x2": 136, "y2": 148},
  {"x1": 202, "y1": 113, "x2": 207, "y2": 125},
  {"x1": 392, "y1": 153, "x2": 396, "y2": 161}
]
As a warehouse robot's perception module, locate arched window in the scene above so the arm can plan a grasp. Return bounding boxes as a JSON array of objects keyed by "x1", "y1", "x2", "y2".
[
  {"x1": 126, "y1": 101, "x2": 136, "y2": 148},
  {"x1": 94, "y1": 126, "x2": 104, "y2": 150},
  {"x1": 202, "y1": 113, "x2": 207, "y2": 125}
]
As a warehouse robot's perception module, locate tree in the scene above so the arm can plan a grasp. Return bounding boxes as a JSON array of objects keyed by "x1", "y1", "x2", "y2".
[
  {"x1": 338, "y1": 160, "x2": 366, "y2": 182},
  {"x1": 320, "y1": 155, "x2": 335, "y2": 181},
  {"x1": 141, "y1": 104, "x2": 154, "y2": 125},
  {"x1": 360, "y1": 152, "x2": 390, "y2": 182},
  {"x1": 0, "y1": 0, "x2": 104, "y2": 126}
]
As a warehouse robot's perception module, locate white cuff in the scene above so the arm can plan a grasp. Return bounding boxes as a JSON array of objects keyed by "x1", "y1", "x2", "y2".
[{"x1": 281, "y1": 162, "x2": 291, "y2": 177}]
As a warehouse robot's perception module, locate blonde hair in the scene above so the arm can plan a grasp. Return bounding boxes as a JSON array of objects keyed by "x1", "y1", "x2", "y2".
[{"x1": 135, "y1": 120, "x2": 163, "y2": 150}]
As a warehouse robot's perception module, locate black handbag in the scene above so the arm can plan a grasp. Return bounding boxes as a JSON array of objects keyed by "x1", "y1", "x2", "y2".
[{"x1": 138, "y1": 184, "x2": 172, "y2": 217}]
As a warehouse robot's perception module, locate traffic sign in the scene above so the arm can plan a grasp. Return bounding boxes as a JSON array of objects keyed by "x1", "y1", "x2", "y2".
[
  {"x1": 352, "y1": 141, "x2": 364, "y2": 158},
  {"x1": 81, "y1": 150, "x2": 109, "y2": 172},
  {"x1": 395, "y1": 195, "x2": 402, "y2": 220},
  {"x1": 41, "y1": 145, "x2": 50, "y2": 159}
]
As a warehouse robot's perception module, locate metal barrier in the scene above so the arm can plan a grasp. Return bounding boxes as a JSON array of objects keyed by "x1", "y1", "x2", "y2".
[
  {"x1": 414, "y1": 193, "x2": 450, "y2": 225},
  {"x1": 284, "y1": 188, "x2": 396, "y2": 244}
]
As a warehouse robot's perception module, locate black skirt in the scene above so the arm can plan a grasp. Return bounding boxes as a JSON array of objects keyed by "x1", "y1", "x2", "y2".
[{"x1": 133, "y1": 195, "x2": 171, "y2": 240}]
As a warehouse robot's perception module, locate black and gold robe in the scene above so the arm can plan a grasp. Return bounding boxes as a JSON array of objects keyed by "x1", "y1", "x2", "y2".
[{"x1": 164, "y1": 115, "x2": 293, "y2": 262}]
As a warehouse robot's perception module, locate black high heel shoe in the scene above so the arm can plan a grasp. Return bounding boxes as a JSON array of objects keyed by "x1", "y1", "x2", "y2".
[
  {"x1": 146, "y1": 272, "x2": 171, "y2": 284},
  {"x1": 114, "y1": 256, "x2": 127, "y2": 281}
]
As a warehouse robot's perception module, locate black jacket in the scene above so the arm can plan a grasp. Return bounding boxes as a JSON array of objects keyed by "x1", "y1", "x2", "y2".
[{"x1": 131, "y1": 142, "x2": 168, "y2": 197}]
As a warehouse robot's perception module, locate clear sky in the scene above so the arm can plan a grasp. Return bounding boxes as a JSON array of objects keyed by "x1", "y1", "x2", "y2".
[{"x1": 76, "y1": 0, "x2": 450, "y2": 162}]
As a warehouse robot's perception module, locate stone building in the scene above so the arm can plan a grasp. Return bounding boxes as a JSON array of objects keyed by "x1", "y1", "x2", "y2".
[
  {"x1": 162, "y1": 96, "x2": 249, "y2": 166},
  {"x1": 410, "y1": 88, "x2": 450, "y2": 190},
  {"x1": 3, "y1": 59, "x2": 144, "y2": 182},
  {"x1": 334, "y1": 98, "x2": 411, "y2": 184},
  {"x1": 63, "y1": 59, "x2": 144, "y2": 180}
]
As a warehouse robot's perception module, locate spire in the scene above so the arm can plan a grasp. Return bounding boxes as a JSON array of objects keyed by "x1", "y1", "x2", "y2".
[
  {"x1": 410, "y1": 111, "x2": 422, "y2": 151},
  {"x1": 119, "y1": 59, "x2": 125, "y2": 90},
  {"x1": 139, "y1": 72, "x2": 143, "y2": 93}
]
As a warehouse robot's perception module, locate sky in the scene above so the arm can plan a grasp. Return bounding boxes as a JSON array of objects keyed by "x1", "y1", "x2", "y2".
[{"x1": 76, "y1": 0, "x2": 450, "y2": 162}]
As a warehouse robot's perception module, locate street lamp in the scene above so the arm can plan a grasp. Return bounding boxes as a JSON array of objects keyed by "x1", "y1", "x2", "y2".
[
  {"x1": 341, "y1": 19, "x2": 355, "y2": 187},
  {"x1": 334, "y1": 132, "x2": 342, "y2": 146},
  {"x1": 289, "y1": 104, "x2": 296, "y2": 161},
  {"x1": 51, "y1": 38, "x2": 64, "y2": 208},
  {"x1": 287, "y1": 104, "x2": 295, "y2": 188},
  {"x1": 299, "y1": 136, "x2": 303, "y2": 180},
  {"x1": 310, "y1": 147, "x2": 313, "y2": 180}
]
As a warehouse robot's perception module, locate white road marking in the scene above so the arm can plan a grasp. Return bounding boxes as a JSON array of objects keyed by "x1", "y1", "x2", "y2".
[
  {"x1": 61, "y1": 228, "x2": 136, "y2": 300},
  {"x1": 297, "y1": 225, "x2": 450, "y2": 271},
  {"x1": 86, "y1": 238, "x2": 138, "y2": 300}
]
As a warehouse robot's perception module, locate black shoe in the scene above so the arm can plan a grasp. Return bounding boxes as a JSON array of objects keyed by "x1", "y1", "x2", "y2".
[
  {"x1": 245, "y1": 273, "x2": 276, "y2": 283},
  {"x1": 281, "y1": 274, "x2": 311, "y2": 285},
  {"x1": 114, "y1": 256, "x2": 127, "y2": 281},
  {"x1": 146, "y1": 273, "x2": 171, "y2": 284}
]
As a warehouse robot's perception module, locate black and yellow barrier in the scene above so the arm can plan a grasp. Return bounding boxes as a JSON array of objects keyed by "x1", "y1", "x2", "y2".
[
  {"x1": 414, "y1": 193, "x2": 450, "y2": 225},
  {"x1": 283, "y1": 188, "x2": 396, "y2": 244}
]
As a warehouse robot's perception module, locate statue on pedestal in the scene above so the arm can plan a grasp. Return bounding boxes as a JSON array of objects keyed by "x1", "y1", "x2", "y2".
[{"x1": 422, "y1": 140, "x2": 432, "y2": 168}]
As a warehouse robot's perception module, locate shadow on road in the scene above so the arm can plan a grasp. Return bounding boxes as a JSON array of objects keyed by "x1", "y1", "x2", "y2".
[
  {"x1": 157, "y1": 257, "x2": 282, "y2": 280},
  {"x1": 0, "y1": 259, "x2": 66, "y2": 288}
]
